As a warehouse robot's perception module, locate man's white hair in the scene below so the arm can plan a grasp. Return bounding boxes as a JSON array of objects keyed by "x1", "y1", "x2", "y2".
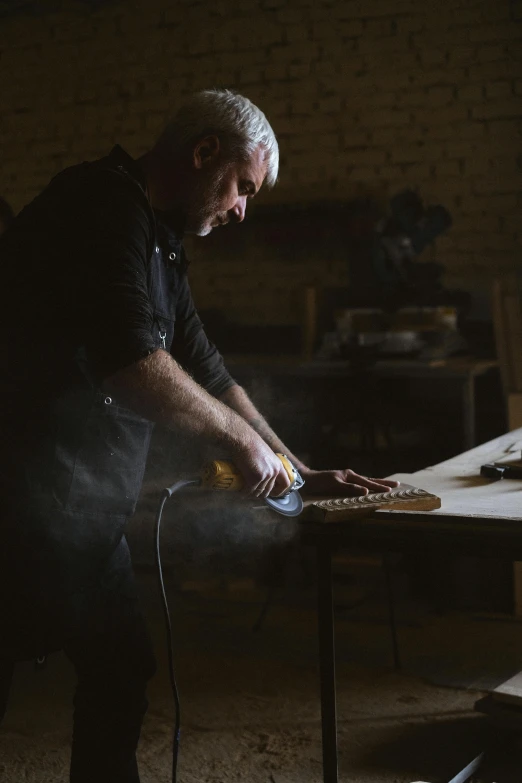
[{"x1": 157, "y1": 88, "x2": 279, "y2": 187}]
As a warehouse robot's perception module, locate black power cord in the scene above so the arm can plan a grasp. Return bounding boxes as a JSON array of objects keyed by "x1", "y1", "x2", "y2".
[{"x1": 154, "y1": 478, "x2": 201, "y2": 783}]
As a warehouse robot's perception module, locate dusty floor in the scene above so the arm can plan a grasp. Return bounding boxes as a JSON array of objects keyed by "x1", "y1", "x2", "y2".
[{"x1": 1, "y1": 565, "x2": 522, "y2": 783}]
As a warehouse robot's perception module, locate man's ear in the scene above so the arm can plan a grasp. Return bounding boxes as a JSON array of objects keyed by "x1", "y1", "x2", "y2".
[{"x1": 193, "y1": 135, "x2": 220, "y2": 169}]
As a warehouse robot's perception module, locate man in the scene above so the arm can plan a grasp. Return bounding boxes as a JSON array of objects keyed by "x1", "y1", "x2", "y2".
[{"x1": 0, "y1": 88, "x2": 397, "y2": 781}]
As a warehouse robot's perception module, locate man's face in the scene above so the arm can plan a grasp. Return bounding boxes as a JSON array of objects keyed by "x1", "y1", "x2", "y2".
[{"x1": 186, "y1": 144, "x2": 267, "y2": 236}]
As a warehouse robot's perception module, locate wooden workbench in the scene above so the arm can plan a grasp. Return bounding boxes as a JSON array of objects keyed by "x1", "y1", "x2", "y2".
[{"x1": 302, "y1": 427, "x2": 522, "y2": 783}]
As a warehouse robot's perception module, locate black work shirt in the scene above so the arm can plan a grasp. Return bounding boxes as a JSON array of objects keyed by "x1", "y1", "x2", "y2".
[
  {"x1": 0, "y1": 145, "x2": 235, "y2": 431},
  {"x1": 0, "y1": 144, "x2": 240, "y2": 598}
]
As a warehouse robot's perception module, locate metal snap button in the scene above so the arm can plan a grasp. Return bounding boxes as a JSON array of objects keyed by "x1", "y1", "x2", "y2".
[
  {"x1": 169, "y1": 252, "x2": 176, "y2": 261},
  {"x1": 155, "y1": 246, "x2": 160, "y2": 254},
  {"x1": 104, "y1": 396, "x2": 112, "y2": 405}
]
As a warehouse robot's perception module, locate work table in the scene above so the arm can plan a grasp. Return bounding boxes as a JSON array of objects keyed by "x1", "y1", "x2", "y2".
[{"x1": 302, "y1": 426, "x2": 522, "y2": 783}]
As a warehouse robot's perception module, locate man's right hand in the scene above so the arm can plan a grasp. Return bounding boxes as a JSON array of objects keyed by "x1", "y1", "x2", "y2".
[{"x1": 231, "y1": 437, "x2": 292, "y2": 499}]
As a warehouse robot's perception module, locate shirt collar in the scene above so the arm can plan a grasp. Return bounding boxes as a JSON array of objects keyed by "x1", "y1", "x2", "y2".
[
  {"x1": 108, "y1": 144, "x2": 148, "y2": 192},
  {"x1": 108, "y1": 145, "x2": 186, "y2": 240},
  {"x1": 154, "y1": 209, "x2": 185, "y2": 241}
]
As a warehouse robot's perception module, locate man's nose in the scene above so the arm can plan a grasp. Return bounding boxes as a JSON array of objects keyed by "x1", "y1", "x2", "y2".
[{"x1": 231, "y1": 196, "x2": 247, "y2": 223}]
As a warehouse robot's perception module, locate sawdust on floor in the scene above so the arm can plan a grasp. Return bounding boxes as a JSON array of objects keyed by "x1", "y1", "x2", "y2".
[{"x1": 3, "y1": 570, "x2": 522, "y2": 782}]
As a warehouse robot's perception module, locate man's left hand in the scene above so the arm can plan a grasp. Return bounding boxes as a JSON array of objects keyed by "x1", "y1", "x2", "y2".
[{"x1": 299, "y1": 468, "x2": 399, "y2": 497}]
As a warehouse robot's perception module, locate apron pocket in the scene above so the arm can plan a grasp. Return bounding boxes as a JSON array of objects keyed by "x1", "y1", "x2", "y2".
[{"x1": 56, "y1": 391, "x2": 153, "y2": 517}]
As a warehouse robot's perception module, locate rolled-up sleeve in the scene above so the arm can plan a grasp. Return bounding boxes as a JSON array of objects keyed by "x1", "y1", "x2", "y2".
[{"x1": 170, "y1": 274, "x2": 236, "y2": 398}]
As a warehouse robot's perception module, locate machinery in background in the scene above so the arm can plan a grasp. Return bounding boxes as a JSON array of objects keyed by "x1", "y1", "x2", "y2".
[
  {"x1": 372, "y1": 188, "x2": 453, "y2": 300},
  {"x1": 328, "y1": 303, "x2": 469, "y2": 362},
  {"x1": 318, "y1": 189, "x2": 472, "y2": 361},
  {"x1": 345, "y1": 188, "x2": 454, "y2": 307}
]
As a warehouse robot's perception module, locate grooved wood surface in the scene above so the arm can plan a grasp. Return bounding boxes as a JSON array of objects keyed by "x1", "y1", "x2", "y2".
[{"x1": 302, "y1": 485, "x2": 441, "y2": 523}]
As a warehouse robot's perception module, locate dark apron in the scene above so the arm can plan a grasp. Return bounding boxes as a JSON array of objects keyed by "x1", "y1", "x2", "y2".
[
  {"x1": 47, "y1": 216, "x2": 181, "y2": 549},
  {"x1": 0, "y1": 175, "x2": 182, "y2": 660}
]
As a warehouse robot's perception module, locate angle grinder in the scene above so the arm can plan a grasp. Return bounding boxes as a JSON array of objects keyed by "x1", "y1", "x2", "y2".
[{"x1": 200, "y1": 452, "x2": 305, "y2": 517}]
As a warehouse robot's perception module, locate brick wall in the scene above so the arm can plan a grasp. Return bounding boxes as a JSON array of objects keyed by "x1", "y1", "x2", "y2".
[{"x1": 1, "y1": 0, "x2": 521, "y2": 327}]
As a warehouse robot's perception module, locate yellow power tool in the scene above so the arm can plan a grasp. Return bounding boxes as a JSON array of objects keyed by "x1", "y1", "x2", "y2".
[{"x1": 201, "y1": 453, "x2": 305, "y2": 517}]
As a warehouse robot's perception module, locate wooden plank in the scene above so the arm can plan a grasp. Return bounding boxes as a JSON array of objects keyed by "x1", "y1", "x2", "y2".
[
  {"x1": 492, "y1": 277, "x2": 522, "y2": 395},
  {"x1": 384, "y1": 470, "x2": 522, "y2": 522},
  {"x1": 492, "y1": 278, "x2": 514, "y2": 395},
  {"x1": 302, "y1": 484, "x2": 441, "y2": 523},
  {"x1": 492, "y1": 670, "x2": 522, "y2": 707},
  {"x1": 508, "y1": 392, "x2": 522, "y2": 430}
]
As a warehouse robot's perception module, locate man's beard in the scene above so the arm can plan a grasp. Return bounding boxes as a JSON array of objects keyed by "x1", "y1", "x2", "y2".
[{"x1": 186, "y1": 166, "x2": 229, "y2": 236}]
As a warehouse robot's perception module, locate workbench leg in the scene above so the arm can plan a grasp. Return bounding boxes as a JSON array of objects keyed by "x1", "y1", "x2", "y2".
[
  {"x1": 462, "y1": 374, "x2": 476, "y2": 451},
  {"x1": 383, "y1": 555, "x2": 402, "y2": 672},
  {"x1": 317, "y1": 545, "x2": 339, "y2": 783}
]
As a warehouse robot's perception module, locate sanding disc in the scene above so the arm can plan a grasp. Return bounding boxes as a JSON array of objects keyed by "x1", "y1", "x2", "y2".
[{"x1": 265, "y1": 491, "x2": 303, "y2": 517}]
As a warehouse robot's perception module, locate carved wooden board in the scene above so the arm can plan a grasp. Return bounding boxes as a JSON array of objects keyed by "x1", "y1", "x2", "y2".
[{"x1": 302, "y1": 484, "x2": 441, "y2": 523}]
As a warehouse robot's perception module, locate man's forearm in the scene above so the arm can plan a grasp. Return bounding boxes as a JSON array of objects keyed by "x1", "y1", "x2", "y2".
[
  {"x1": 219, "y1": 384, "x2": 308, "y2": 472},
  {"x1": 104, "y1": 349, "x2": 255, "y2": 450}
]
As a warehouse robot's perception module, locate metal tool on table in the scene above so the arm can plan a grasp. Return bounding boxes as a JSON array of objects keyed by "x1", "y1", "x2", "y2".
[{"x1": 480, "y1": 462, "x2": 522, "y2": 480}]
